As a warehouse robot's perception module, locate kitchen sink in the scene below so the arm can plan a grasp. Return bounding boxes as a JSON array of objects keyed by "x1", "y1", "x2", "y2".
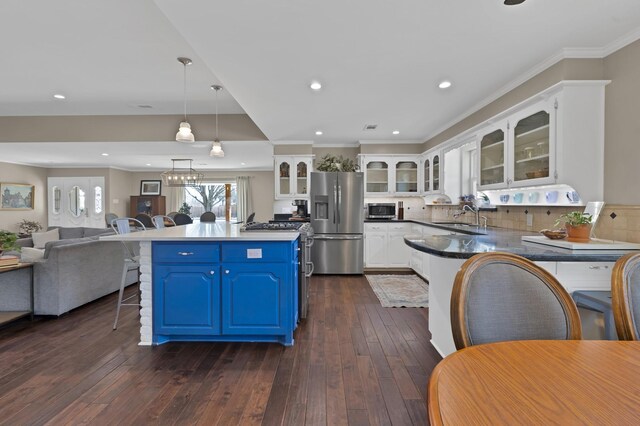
[{"x1": 432, "y1": 222, "x2": 477, "y2": 227}]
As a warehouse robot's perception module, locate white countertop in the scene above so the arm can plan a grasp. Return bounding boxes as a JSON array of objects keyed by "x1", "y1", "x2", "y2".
[{"x1": 100, "y1": 222, "x2": 299, "y2": 242}]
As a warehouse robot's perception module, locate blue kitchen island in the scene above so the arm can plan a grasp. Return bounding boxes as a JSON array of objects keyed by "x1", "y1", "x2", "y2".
[{"x1": 102, "y1": 222, "x2": 299, "y2": 346}]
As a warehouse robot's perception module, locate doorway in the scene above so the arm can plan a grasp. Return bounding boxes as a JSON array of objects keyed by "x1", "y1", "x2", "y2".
[{"x1": 48, "y1": 177, "x2": 105, "y2": 228}]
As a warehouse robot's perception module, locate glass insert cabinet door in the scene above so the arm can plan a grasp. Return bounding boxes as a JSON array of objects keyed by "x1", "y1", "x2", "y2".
[
  {"x1": 512, "y1": 110, "x2": 550, "y2": 182},
  {"x1": 395, "y1": 161, "x2": 418, "y2": 193},
  {"x1": 432, "y1": 155, "x2": 440, "y2": 191},
  {"x1": 296, "y1": 161, "x2": 308, "y2": 195},
  {"x1": 366, "y1": 161, "x2": 388, "y2": 193},
  {"x1": 278, "y1": 160, "x2": 291, "y2": 196},
  {"x1": 424, "y1": 158, "x2": 431, "y2": 192},
  {"x1": 479, "y1": 128, "x2": 505, "y2": 186}
]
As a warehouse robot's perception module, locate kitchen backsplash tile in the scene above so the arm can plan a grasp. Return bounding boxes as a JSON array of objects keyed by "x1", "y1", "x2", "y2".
[{"x1": 426, "y1": 204, "x2": 640, "y2": 243}]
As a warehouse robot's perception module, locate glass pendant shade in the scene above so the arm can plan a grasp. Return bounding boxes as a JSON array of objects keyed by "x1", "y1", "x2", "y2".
[
  {"x1": 176, "y1": 122, "x2": 195, "y2": 142},
  {"x1": 210, "y1": 140, "x2": 224, "y2": 157}
]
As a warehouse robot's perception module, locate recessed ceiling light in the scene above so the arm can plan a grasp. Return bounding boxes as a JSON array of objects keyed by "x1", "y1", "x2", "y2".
[
  {"x1": 53, "y1": 94, "x2": 66, "y2": 99},
  {"x1": 438, "y1": 81, "x2": 452, "y2": 89},
  {"x1": 146, "y1": 163, "x2": 151, "y2": 166},
  {"x1": 392, "y1": 130, "x2": 400, "y2": 135},
  {"x1": 310, "y1": 81, "x2": 322, "y2": 91},
  {"x1": 241, "y1": 162, "x2": 246, "y2": 166},
  {"x1": 315, "y1": 131, "x2": 323, "y2": 136},
  {"x1": 138, "y1": 104, "x2": 153, "y2": 109},
  {"x1": 101, "y1": 153, "x2": 109, "y2": 156}
]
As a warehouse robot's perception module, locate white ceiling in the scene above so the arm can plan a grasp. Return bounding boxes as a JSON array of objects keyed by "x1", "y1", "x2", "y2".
[{"x1": 2, "y1": 0, "x2": 640, "y2": 170}]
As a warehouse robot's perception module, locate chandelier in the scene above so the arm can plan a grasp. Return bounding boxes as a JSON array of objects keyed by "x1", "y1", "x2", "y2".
[{"x1": 161, "y1": 159, "x2": 204, "y2": 187}]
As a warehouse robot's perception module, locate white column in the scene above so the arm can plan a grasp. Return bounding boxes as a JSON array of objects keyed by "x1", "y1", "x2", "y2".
[{"x1": 138, "y1": 241, "x2": 152, "y2": 345}]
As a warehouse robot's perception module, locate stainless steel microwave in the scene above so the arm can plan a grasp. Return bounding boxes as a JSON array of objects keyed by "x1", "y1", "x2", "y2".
[{"x1": 366, "y1": 203, "x2": 396, "y2": 219}]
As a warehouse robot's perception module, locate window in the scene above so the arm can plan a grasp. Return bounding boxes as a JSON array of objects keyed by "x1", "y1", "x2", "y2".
[
  {"x1": 94, "y1": 186, "x2": 103, "y2": 214},
  {"x1": 184, "y1": 182, "x2": 237, "y2": 221}
]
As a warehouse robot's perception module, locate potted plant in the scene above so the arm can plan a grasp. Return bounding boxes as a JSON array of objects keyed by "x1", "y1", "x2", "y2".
[
  {"x1": 555, "y1": 211, "x2": 592, "y2": 242},
  {"x1": 18, "y1": 219, "x2": 43, "y2": 237},
  {"x1": 0, "y1": 230, "x2": 20, "y2": 256},
  {"x1": 316, "y1": 154, "x2": 359, "y2": 172}
]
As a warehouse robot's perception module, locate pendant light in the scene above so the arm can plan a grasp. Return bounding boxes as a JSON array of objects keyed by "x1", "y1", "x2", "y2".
[
  {"x1": 161, "y1": 159, "x2": 204, "y2": 187},
  {"x1": 176, "y1": 57, "x2": 195, "y2": 143},
  {"x1": 210, "y1": 85, "x2": 225, "y2": 157}
]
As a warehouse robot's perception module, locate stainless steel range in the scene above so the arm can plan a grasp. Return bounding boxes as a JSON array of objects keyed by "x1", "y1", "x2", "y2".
[{"x1": 241, "y1": 221, "x2": 314, "y2": 319}]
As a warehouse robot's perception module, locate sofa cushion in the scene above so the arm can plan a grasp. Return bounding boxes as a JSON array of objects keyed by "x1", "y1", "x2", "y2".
[
  {"x1": 21, "y1": 247, "x2": 45, "y2": 262},
  {"x1": 56, "y1": 227, "x2": 84, "y2": 239},
  {"x1": 32, "y1": 228, "x2": 60, "y2": 249},
  {"x1": 83, "y1": 228, "x2": 114, "y2": 238},
  {"x1": 43, "y1": 237, "x2": 92, "y2": 258}
]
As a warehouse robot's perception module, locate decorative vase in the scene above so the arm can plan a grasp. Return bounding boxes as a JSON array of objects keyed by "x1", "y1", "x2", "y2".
[{"x1": 565, "y1": 224, "x2": 591, "y2": 243}]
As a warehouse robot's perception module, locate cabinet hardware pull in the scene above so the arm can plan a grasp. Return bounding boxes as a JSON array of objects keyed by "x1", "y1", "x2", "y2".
[
  {"x1": 225, "y1": 270, "x2": 230, "y2": 274},
  {"x1": 589, "y1": 266, "x2": 608, "y2": 270},
  {"x1": 210, "y1": 271, "x2": 215, "y2": 275},
  {"x1": 178, "y1": 252, "x2": 194, "y2": 256}
]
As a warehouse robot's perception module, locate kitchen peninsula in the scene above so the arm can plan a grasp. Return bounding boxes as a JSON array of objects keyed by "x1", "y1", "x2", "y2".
[
  {"x1": 404, "y1": 223, "x2": 640, "y2": 357},
  {"x1": 102, "y1": 222, "x2": 299, "y2": 346}
]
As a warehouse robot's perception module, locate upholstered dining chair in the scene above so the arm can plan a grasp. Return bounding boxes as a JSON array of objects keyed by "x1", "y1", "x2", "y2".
[
  {"x1": 134, "y1": 213, "x2": 154, "y2": 229},
  {"x1": 110, "y1": 217, "x2": 145, "y2": 330},
  {"x1": 105, "y1": 212, "x2": 118, "y2": 228},
  {"x1": 451, "y1": 252, "x2": 582, "y2": 350},
  {"x1": 152, "y1": 215, "x2": 176, "y2": 229},
  {"x1": 246, "y1": 212, "x2": 256, "y2": 223},
  {"x1": 173, "y1": 213, "x2": 193, "y2": 225},
  {"x1": 612, "y1": 253, "x2": 640, "y2": 340},
  {"x1": 167, "y1": 211, "x2": 178, "y2": 219},
  {"x1": 200, "y1": 211, "x2": 216, "y2": 222}
]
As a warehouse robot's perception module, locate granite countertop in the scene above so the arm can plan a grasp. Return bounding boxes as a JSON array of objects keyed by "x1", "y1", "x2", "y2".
[
  {"x1": 404, "y1": 223, "x2": 639, "y2": 262},
  {"x1": 101, "y1": 222, "x2": 299, "y2": 242}
]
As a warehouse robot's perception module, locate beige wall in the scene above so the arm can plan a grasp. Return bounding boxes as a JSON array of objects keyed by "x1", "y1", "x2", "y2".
[
  {"x1": 108, "y1": 169, "x2": 135, "y2": 217},
  {"x1": 0, "y1": 114, "x2": 266, "y2": 143},
  {"x1": 422, "y1": 58, "x2": 604, "y2": 150},
  {"x1": 603, "y1": 40, "x2": 640, "y2": 204},
  {"x1": 273, "y1": 144, "x2": 313, "y2": 155},
  {"x1": 0, "y1": 162, "x2": 48, "y2": 232},
  {"x1": 360, "y1": 143, "x2": 423, "y2": 155}
]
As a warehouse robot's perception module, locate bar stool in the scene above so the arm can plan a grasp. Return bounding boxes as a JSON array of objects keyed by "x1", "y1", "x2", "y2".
[
  {"x1": 111, "y1": 218, "x2": 145, "y2": 330},
  {"x1": 572, "y1": 290, "x2": 617, "y2": 340}
]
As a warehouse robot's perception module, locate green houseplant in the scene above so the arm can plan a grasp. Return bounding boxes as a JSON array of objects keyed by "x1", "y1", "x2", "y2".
[
  {"x1": 316, "y1": 154, "x2": 359, "y2": 172},
  {"x1": 0, "y1": 230, "x2": 20, "y2": 256},
  {"x1": 555, "y1": 211, "x2": 592, "y2": 242}
]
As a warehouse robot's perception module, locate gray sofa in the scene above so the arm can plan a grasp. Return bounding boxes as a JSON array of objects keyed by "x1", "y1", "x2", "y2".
[{"x1": 2, "y1": 227, "x2": 138, "y2": 316}]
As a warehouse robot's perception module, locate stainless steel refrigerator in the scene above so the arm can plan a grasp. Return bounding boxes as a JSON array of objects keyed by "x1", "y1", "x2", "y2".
[{"x1": 310, "y1": 172, "x2": 364, "y2": 274}]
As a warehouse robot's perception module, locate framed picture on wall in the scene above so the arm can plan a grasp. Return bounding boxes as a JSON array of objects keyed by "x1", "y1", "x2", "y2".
[
  {"x1": 140, "y1": 180, "x2": 162, "y2": 196},
  {"x1": 0, "y1": 182, "x2": 35, "y2": 210}
]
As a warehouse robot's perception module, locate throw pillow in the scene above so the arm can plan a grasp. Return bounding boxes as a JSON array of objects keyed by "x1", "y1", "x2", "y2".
[
  {"x1": 32, "y1": 228, "x2": 60, "y2": 249},
  {"x1": 21, "y1": 247, "x2": 45, "y2": 262}
]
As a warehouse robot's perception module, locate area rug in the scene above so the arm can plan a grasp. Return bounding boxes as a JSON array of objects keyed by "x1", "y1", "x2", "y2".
[{"x1": 365, "y1": 275, "x2": 429, "y2": 308}]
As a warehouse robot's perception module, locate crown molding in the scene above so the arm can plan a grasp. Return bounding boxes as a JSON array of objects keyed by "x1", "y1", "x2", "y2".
[
  {"x1": 359, "y1": 139, "x2": 423, "y2": 145},
  {"x1": 312, "y1": 142, "x2": 361, "y2": 148},
  {"x1": 602, "y1": 25, "x2": 640, "y2": 57},
  {"x1": 270, "y1": 140, "x2": 314, "y2": 145}
]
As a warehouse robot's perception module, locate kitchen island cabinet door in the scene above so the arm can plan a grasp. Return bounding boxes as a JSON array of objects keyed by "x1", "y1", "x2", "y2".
[
  {"x1": 221, "y1": 263, "x2": 293, "y2": 341},
  {"x1": 153, "y1": 264, "x2": 221, "y2": 335}
]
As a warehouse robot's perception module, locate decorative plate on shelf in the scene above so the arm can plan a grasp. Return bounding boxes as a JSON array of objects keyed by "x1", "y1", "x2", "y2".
[
  {"x1": 368, "y1": 162, "x2": 384, "y2": 169},
  {"x1": 397, "y1": 162, "x2": 414, "y2": 169}
]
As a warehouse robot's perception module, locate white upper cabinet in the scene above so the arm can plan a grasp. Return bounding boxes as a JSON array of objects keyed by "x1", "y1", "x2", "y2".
[
  {"x1": 274, "y1": 155, "x2": 313, "y2": 199},
  {"x1": 422, "y1": 150, "x2": 442, "y2": 195},
  {"x1": 475, "y1": 81, "x2": 608, "y2": 201},
  {"x1": 361, "y1": 155, "x2": 421, "y2": 196},
  {"x1": 478, "y1": 98, "x2": 555, "y2": 190}
]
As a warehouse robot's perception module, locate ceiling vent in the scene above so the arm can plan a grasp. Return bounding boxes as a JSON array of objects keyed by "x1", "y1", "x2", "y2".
[{"x1": 363, "y1": 124, "x2": 378, "y2": 130}]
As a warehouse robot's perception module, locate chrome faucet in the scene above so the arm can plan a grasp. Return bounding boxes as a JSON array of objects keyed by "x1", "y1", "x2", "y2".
[{"x1": 462, "y1": 204, "x2": 480, "y2": 226}]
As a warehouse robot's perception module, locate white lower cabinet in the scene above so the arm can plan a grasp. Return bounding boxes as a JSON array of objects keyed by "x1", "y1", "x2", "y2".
[{"x1": 364, "y1": 222, "x2": 412, "y2": 268}]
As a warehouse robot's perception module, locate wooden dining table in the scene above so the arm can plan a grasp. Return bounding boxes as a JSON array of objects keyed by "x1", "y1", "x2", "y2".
[{"x1": 428, "y1": 340, "x2": 640, "y2": 425}]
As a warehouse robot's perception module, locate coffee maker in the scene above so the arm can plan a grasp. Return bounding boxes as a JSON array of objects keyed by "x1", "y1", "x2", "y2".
[{"x1": 292, "y1": 199, "x2": 308, "y2": 218}]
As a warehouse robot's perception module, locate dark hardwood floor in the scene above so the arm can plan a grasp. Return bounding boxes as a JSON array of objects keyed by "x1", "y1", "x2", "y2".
[{"x1": 0, "y1": 275, "x2": 441, "y2": 425}]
